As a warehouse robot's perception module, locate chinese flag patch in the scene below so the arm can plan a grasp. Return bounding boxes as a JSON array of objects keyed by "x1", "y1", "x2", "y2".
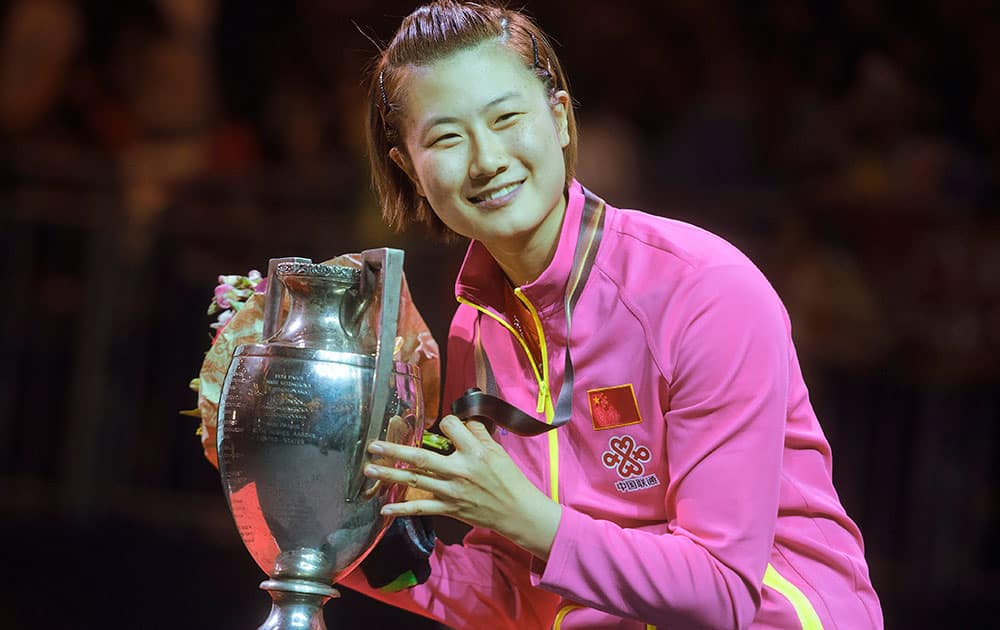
[{"x1": 587, "y1": 384, "x2": 642, "y2": 430}]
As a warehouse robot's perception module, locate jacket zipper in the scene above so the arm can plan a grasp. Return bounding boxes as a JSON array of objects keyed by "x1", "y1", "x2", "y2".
[
  {"x1": 456, "y1": 293, "x2": 560, "y2": 501},
  {"x1": 455, "y1": 294, "x2": 554, "y2": 422}
]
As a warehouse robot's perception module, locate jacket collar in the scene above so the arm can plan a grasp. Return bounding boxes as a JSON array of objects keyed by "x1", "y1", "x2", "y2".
[{"x1": 454, "y1": 180, "x2": 588, "y2": 317}]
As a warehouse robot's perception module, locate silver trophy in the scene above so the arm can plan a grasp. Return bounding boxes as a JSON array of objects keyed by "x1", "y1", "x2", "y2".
[{"x1": 217, "y1": 249, "x2": 422, "y2": 629}]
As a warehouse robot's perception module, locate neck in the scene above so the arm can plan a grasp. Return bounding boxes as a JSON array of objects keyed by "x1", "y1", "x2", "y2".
[{"x1": 484, "y1": 193, "x2": 567, "y2": 287}]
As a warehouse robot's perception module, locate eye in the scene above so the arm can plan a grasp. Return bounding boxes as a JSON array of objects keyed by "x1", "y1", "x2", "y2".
[
  {"x1": 495, "y1": 112, "x2": 522, "y2": 125},
  {"x1": 430, "y1": 133, "x2": 461, "y2": 147}
]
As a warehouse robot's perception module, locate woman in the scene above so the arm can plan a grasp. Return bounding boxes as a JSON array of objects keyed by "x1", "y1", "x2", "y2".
[{"x1": 344, "y1": 2, "x2": 883, "y2": 628}]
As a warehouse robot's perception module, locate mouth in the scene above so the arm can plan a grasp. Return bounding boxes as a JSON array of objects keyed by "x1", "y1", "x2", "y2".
[{"x1": 468, "y1": 180, "x2": 525, "y2": 206}]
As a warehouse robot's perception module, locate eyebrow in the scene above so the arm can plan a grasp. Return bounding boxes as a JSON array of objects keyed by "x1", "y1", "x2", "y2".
[{"x1": 419, "y1": 90, "x2": 521, "y2": 136}]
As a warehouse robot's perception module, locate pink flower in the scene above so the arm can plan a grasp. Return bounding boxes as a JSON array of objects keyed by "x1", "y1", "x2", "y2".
[
  {"x1": 214, "y1": 283, "x2": 235, "y2": 309},
  {"x1": 246, "y1": 270, "x2": 267, "y2": 293}
]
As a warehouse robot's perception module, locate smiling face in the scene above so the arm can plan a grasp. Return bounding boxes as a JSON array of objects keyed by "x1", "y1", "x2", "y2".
[{"x1": 390, "y1": 41, "x2": 571, "y2": 260}]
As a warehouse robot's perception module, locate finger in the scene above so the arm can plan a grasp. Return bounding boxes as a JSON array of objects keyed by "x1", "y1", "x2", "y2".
[
  {"x1": 381, "y1": 498, "x2": 452, "y2": 517},
  {"x1": 368, "y1": 440, "x2": 443, "y2": 472},
  {"x1": 437, "y1": 415, "x2": 481, "y2": 452},
  {"x1": 364, "y1": 463, "x2": 451, "y2": 496},
  {"x1": 465, "y1": 419, "x2": 494, "y2": 442}
]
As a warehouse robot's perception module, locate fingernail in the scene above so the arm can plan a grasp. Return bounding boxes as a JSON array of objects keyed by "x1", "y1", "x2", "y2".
[
  {"x1": 364, "y1": 465, "x2": 377, "y2": 476},
  {"x1": 380, "y1": 506, "x2": 394, "y2": 515},
  {"x1": 368, "y1": 442, "x2": 384, "y2": 454}
]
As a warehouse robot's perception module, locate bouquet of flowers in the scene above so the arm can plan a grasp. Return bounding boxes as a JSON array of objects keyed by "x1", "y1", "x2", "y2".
[{"x1": 182, "y1": 256, "x2": 441, "y2": 468}]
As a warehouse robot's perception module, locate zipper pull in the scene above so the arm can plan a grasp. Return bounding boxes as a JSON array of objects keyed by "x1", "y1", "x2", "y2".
[{"x1": 536, "y1": 380, "x2": 548, "y2": 414}]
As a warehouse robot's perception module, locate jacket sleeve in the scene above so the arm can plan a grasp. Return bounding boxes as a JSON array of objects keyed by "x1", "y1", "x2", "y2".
[
  {"x1": 341, "y1": 526, "x2": 560, "y2": 629},
  {"x1": 340, "y1": 306, "x2": 561, "y2": 628},
  {"x1": 532, "y1": 264, "x2": 789, "y2": 629}
]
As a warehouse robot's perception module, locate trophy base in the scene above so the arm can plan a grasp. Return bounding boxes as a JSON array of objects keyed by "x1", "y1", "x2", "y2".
[{"x1": 258, "y1": 579, "x2": 340, "y2": 630}]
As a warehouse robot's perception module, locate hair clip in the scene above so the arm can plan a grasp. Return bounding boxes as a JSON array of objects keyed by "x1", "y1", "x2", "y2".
[
  {"x1": 529, "y1": 33, "x2": 540, "y2": 69},
  {"x1": 379, "y1": 70, "x2": 389, "y2": 111}
]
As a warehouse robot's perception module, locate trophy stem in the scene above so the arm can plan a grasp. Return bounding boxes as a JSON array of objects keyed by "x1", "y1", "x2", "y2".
[{"x1": 257, "y1": 579, "x2": 340, "y2": 630}]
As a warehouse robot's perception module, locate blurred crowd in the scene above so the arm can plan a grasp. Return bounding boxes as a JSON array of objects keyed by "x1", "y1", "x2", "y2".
[
  {"x1": 1, "y1": 0, "x2": 998, "y2": 624},
  {"x1": 3, "y1": 0, "x2": 997, "y2": 381}
]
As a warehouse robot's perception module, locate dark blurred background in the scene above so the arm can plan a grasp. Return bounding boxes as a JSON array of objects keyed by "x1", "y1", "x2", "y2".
[{"x1": 1, "y1": 0, "x2": 997, "y2": 628}]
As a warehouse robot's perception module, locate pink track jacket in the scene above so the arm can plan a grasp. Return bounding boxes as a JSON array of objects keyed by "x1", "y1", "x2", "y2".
[{"x1": 343, "y1": 181, "x2": 883, "y2": 629}]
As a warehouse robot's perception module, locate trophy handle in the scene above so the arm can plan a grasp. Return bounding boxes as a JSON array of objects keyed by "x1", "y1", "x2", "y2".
[
  {"x1": 348, "y1": 248, "x2": 404, "y2": 501},
  {"x1": 262, "y1": 256, "x2": 313, "y2": 341}
]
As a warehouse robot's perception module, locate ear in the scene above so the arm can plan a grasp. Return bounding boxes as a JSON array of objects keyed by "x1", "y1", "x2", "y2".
[
  {"x1": 550, "y1": 90, "x2": 571, "y2": 148},
  {"x1": 389, "y1": 146, "x2": 425, "y2": 197}
]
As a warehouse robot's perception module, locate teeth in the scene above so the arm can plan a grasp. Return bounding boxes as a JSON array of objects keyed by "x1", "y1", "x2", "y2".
[{"x1": 475, "y1": 182, "x2": 520, "y2": 203}]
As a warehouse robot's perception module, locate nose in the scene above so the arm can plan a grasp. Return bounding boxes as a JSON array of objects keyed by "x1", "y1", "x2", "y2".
[{"x1": 469, "y1": 131, "x2": 508, "y2": 180}]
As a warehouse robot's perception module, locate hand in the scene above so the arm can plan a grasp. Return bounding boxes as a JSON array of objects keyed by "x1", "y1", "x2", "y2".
[{"x1": 363, "y1": 415, "x2": 562, "y2": 561}]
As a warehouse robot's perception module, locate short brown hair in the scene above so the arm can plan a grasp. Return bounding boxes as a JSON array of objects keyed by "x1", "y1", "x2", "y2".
[{"x1": 366, "y1": 1, "x2": 578, "y2": 238}]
